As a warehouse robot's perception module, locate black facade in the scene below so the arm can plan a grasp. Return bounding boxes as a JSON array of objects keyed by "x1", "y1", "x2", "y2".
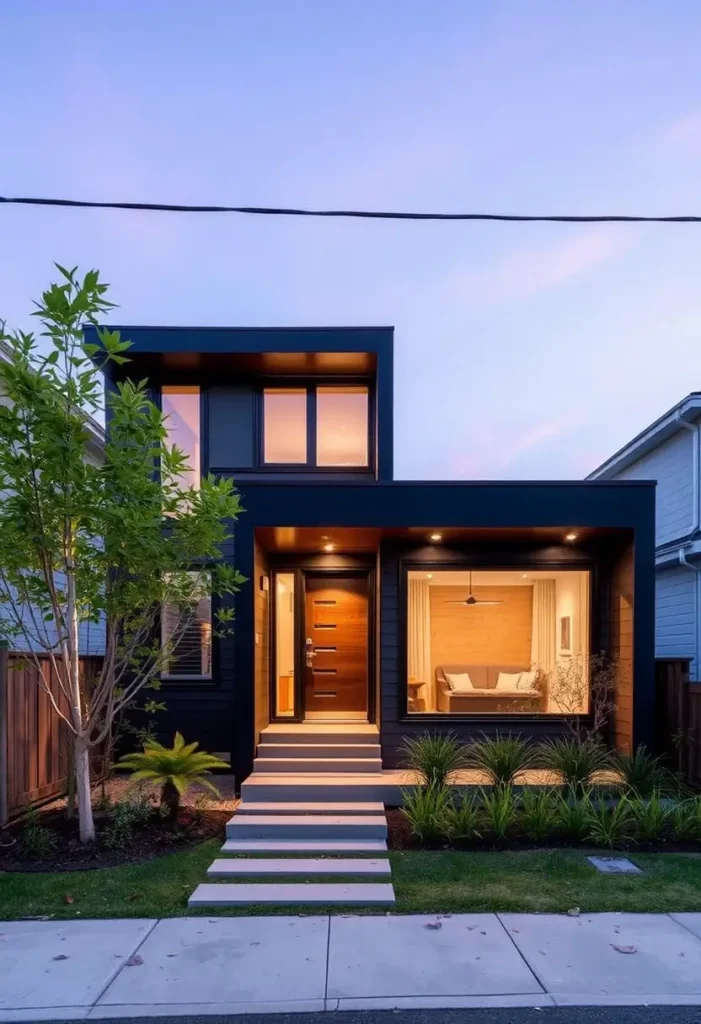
[{"x1": 92, "y1": 325, "x2": 657, "y2": 784}]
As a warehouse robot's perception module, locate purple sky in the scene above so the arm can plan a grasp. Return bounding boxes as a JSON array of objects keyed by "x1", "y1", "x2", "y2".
[{"x1": 2, "y1": 1, "x2": 701, "y2": 480}]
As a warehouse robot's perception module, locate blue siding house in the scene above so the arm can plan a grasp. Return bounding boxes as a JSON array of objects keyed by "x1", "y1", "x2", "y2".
[{"x1": 588, "y1": 393, "x2": 701, "y2": 676}]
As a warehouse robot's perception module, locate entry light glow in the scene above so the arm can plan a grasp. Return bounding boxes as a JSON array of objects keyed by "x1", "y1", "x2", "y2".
[{"x1": 429, "y1": 533, "x2": 442, "y2": 542}]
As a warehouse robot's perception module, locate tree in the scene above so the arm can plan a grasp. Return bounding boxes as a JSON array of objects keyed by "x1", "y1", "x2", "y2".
[{"x1": 0, "y1": 266, "x2": 244, "y2": 842}]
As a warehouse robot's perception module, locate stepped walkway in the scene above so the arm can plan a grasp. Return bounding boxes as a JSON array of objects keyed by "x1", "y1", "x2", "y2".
[{"x1": 189, "y1": 722, "x2": 396, "y2": 907}]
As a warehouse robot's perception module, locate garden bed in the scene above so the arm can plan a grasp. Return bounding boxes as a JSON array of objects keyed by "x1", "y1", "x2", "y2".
[{"x1": 0, "y1": 803, "x2": 229, "y2": 872}]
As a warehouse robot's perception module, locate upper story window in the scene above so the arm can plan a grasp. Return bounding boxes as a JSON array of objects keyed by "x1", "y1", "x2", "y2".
[
  {"x1": 263, "y1": 384, "x2": 369, "y2": 469},
  {"x1": 263, "y1": 388, "x2": 308, "y2": 464},
  {"x1": 162, "y1": 386, "x2": 200, "y2": 489}
]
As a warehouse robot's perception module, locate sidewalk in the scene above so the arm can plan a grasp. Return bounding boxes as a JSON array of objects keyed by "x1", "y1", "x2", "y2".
[{"x1": 3, "y1": 912, "x2": 701, "y2": 1020}]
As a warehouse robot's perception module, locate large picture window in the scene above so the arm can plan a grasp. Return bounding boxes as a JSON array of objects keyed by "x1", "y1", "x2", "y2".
[
  {"x1": 262, "y1": 385, "x2": 369, "y2": 468},
  {"x1": 406, "y1": 569, "x2": 590, "y2": 715},
  {"x1": 161, "y1": 571, "x2": 212, "y2": 680}
]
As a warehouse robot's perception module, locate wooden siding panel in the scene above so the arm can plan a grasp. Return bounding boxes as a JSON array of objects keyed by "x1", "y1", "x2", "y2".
[
  {"x1": 611, "y1": 545, "x2": 634, "y2": 753},
  {"x1": 253, "y1": 540, "x2": 270, "y2": 745}
]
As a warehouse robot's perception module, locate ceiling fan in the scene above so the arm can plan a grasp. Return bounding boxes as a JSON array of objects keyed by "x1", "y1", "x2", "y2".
[{"x1": 444, "y1": 571, "x2": 503, "y2": 607}]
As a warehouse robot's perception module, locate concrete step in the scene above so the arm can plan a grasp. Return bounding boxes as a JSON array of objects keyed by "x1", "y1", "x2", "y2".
[
  {"x1": 221, "y1": 839, "x2": 388, "y2": 854},
  {"x1": 236, "y1": 801, "x2": 385, "y2": 816},
  {"x1": 257, "y1": 743, "x2": 382, "y2": 759},
  {"x1": 253, "y1": 757, "x2": 382, "y2": 774},
  {"x1": 207, "y1": 857, "x2": 391, "y2": 877},
  {"x1": 259, "y1": 724, "x2": 379, "y2": 745},
  {"x1": 226, "y1": 814, "x2": 387, "y2": 840},
  {"x1": 188, "y1": 882, "x2": 395, "y2": 906},
  {"x1": 241, "y1": 773, "x2": 407, "y2": 804}
]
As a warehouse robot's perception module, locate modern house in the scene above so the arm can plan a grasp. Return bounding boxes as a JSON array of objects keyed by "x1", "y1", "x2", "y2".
[
  {"x1": 92, "y1": 325, "x2": 656, "y2": 795},
  {"x1": 588, "y1": 393, "x2": 701, "y2": 677}
]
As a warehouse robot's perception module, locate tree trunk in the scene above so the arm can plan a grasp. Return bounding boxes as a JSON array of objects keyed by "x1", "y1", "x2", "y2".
[
  {"x1": 74, "y1": 735, "x2": 95, "y2": 843},
  {"x1": 66, "y1": 735, "x2": 76, "y2": 819},
  {"x1": 161, "y1": 780, "x2": 180, "y2": 824}
]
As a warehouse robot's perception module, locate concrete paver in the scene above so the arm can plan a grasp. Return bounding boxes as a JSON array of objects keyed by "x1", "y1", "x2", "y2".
[
  {"x1": 326, "y1": 913, "x2": 543, "y2": 999},
  {"x1": 0, "y1": 919, "x2": 155, "y2": 1009},
  {"x1": 500, "y1": 912, "x2": 701, "y2": 997},
  {"x1": 95, "y1": 916, "x2": 328, "y2": 1009}
]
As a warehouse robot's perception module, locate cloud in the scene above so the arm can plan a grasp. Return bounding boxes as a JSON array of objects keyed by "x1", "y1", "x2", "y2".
[
  {"x1": 447, "y1": 413, "x2": 579, "y2": 478},
  {"x1": 447, "y1": 225, "x2": 632, "y2": 305}
]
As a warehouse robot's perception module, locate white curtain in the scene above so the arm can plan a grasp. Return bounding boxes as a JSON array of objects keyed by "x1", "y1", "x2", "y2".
[
  {"x1": 531, "y1": 579, "x2": 556, "y2": 680},
  {"x1": 408, "y1": 578, "x2": 433, "y2": 710}
]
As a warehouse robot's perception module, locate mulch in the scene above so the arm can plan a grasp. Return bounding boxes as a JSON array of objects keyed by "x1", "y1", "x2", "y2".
[{"x1": 0, "y1": 806, "x2": 229, "y2": 873}]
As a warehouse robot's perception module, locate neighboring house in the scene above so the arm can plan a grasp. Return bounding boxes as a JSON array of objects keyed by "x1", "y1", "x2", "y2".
[
  {"x1": 89, "y1": 325, "x2": 656, "y2": 785},
  {"x1": 588, "y1": 393, "x2": 701, "y2": 677}
]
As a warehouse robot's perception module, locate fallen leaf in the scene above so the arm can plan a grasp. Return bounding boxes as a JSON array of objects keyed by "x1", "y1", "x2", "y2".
[
  {"x1": 64, "y1": 895, "x2": 74, "y2": 905},
  {"x1": 480, "y1": 930, "x2": 487, "y2": 936},
  {"x1": 611, "y1": 944, "x2": 637, "y2": 955},
  {"x1": 567, "y1": 907, "x2": 580, "y2": 917},
  {"x1": 424, "y1": 921, "x2": 442, "y2": 930},
  {"x1": 126, "y1": 954, "x2": 144, "y2": 966},
  {"x1": 52, "y1": 954, "x2": 69, "y2": 961},
  {"x1": 511, "y1": 928, "x2": 520, "y2": 934}
]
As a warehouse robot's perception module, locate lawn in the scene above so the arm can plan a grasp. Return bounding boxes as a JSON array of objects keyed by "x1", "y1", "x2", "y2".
[{"x1": 3, "y1": 843, "x2": 701, "y2": 919}]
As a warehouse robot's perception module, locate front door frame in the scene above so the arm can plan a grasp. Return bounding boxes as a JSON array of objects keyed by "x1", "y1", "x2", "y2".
[{"x1": 269, "y1": 563, "x2": 376, "y2": 723}]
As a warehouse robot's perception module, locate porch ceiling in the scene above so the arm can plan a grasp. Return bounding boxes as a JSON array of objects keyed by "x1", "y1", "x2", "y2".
[{"x1": 256, "y1": 525, "x2": 628, "y2": 554}]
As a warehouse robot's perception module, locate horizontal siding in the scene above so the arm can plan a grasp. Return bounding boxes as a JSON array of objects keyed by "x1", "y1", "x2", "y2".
[
  {"x1": 616, "y1": 429, "x2": 694, "y2": 547},
  {"x1": 656, "y1": 565, "x2": 697, "y2": 674}
]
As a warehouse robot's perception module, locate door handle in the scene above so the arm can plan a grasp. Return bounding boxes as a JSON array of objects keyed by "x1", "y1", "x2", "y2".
[{"x1": 305, "y1": 650, "x2": 317, "y2": 667}]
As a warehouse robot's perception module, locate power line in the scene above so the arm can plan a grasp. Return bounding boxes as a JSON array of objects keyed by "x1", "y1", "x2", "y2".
[{"x1": 0, "y1": 195, "x2": 700, "y2": 223}]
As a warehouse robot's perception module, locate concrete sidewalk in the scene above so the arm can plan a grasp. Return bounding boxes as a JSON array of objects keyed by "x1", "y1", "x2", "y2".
[{"x1": 3, "y1": 912, "x2": 701, "y2": 1020}]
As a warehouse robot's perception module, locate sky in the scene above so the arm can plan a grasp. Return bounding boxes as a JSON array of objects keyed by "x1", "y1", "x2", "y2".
[{"x1": 1, "y1": 0, "x2": 701, "y2": 480}]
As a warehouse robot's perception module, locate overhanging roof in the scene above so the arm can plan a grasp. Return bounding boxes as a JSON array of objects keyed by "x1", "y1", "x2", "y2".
[{"x1": 587, "y1": 392, "x2": 701, "y2": 479}]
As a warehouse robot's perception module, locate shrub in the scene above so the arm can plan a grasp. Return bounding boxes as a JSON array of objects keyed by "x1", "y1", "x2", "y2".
[
  {"x1": 555, "y1": 790, "x2": 592, "y2": 842},
  {"x1": 585, "y1": 794, "x2": 634, "y2": 848},
  {"x1": 117, "y1": 733, "x2": 228, "y2": 821},
  {"x1": 22, "y1": 823, "x2": 58, "y2": 857},
  {"x1": 614, "y1": 746, "x2": 676, "y2": 798},
  {"x1": 519, "y1": 788, "x2": 559, "y2": 843},
  {"x1": 540, "y1": 736, "x2": 611, "y2": 794},
  {"x1": 444, "y1": 792, "x2": 482, "y2": 842},
  {"x1": 629, "y1": 791, "x2": 671, "y2": 843},
  {"x1": 401, "y1": 783, "x2": 452, "y2": 843},
  {"x1": 401, "y1": 731, "x2": 467, "y2": 788},
  {"x1": 671, "y1": 797, "x2": 701, "y2": 842},
  {"x1": 480, "y1": 784, "x2": 517, "y2": 842},
  {"x1": 101, "y1": 795, "x2": 154, "y2": 850},
  {"x1": 467, "y1": 734, "x2": 535, "y2": 785}
]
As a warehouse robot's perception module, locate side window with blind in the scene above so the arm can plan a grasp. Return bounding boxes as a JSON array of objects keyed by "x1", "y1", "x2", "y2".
[{"x1": 161, "y1": 572, "x2": 212, "y2": 680}]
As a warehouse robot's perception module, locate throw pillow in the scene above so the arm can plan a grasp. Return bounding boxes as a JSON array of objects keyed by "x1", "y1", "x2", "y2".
[
  {"x1": 495, "y1": 671, "x2": 523, "y2": 691},
  {"x1": 517, "y1": 670, "x2": 537, "y2": 691},
  {"x1": 445, "y1": 671, "x2": 473, "y2": 692}
]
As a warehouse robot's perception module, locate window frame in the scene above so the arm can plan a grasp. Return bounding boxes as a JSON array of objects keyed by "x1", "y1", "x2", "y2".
[
  {"x1": 256, "y1": 377, "x2": 375, "y2": 474},
  {"x1": 398, "y1": 557, "x2": 597, "y2": 724},
  {"x1": 159, "y1": 568, "x2": 218, "y2": 686},
  {"x1": 160, "y1": 385, "x2": 203, "y2": 492}
]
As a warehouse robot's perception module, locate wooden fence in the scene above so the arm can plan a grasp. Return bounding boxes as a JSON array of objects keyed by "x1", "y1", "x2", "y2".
[
  {"x1": 655, "y1": 658, "x2": 701, "y2": 786},
  {"x1": 0, "y1": 651, "x2": 103, "y2": 824}
]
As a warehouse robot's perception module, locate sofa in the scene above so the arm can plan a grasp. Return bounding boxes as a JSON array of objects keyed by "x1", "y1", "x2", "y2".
[{"x1": 435, "y1": 663, "x2": 547, "y2": 713}]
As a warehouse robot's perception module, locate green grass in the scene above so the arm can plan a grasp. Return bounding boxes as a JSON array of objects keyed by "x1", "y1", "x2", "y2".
[{"x1": 3, "y1": 842, "x2": 701, "y2": 919}]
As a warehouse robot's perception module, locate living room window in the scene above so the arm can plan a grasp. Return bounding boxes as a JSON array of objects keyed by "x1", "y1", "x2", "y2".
[
  {"x1": 262, "y1": 385, "x2": 370, "y2": 468},
  {"x1": 406, "y1": 569, "x2": 590, "y2": 715}
]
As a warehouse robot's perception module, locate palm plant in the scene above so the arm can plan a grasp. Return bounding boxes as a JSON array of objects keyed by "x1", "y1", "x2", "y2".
[
  {"x1": 540, "y1": 736, "x2": 611, "y2": 795},
  {"x1": 117, "y1": 733, "x2": 228, "y2": 821},
  {"x1": 467, "y1": 734, "x2": 535, "y2": 785},
  {"x1": 401, "y1": 731, "x2": 468, "y2": 788}
]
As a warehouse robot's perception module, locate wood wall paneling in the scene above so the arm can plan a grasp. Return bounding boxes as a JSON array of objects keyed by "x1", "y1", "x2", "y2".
[
  {"x1": 253, "y1": 541, "x2": 271, "y2": 744},
  {"x1": 611, "y1": 546, "x2": 634, "y2": 752},
  {"x1": 429, "y1": 585, "x2": 532, "y2": 677}
]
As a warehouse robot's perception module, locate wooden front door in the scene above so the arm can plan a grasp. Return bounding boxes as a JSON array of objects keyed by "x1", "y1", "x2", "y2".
[{"x1": 304, "y1": 574, "x2": 369, "y2": 716}]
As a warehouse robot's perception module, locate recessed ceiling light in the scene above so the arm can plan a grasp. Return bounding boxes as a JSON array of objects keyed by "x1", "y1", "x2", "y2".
[
  {"x1": 565, "y1": 532, "x2": 578, "y2": 542},
  {"x1": 323, "y1": 542, "x2": 334, "y2": 552},
  {"x1": 429, "y1": 533, "x2": 442, "y2": 542},
  {"x1": 522, "y1": 573, "x2": 528, "y2": 578},
  {"x1": 426, "y1": 573, "x2": 433, "y2": 579}
]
